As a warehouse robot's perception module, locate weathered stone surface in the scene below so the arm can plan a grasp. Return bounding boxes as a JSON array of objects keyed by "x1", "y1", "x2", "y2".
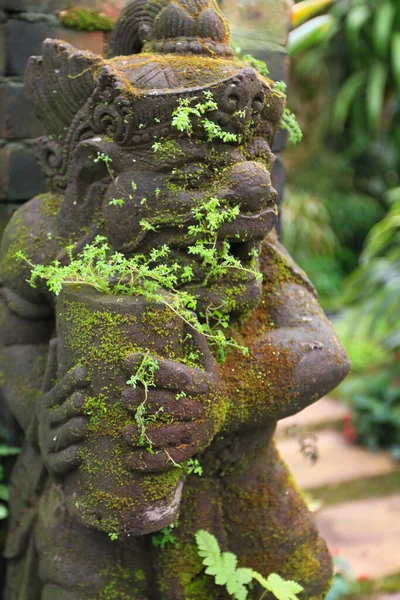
[
  {"x1": 0, "y1": 80, "x2": 42, "y2": 139},
  {"x1": 271, "y1": 152, "x2": 285, "y2": 203},
  {"x1": 0, "y1": 24, "x2": 5, "y2": 76},
  {"x1": 277, "y1": 430, "x2": 395, "y2": 490},
  {"x1": 0, "y1": 143, "x2": 47, "y2": 200},
  {"x1": 6, "y1": 19, "x2": 104, "y2": 76},
  {"x1": 317, "y1": 495, "x2": 400, "y2": 578}
]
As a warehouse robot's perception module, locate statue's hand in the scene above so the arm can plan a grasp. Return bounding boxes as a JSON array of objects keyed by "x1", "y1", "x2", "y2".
[
  {"x1": 37, "y1": 339, "x2": 89, "y2": 477},
  {"x1": 122, "y1": 344, "x2": 222, "y2": 473}
]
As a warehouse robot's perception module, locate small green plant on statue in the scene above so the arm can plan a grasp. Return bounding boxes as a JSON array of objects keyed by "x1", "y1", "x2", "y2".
[
  {"x1": 126, "y1": 351, "x2": 162, "y2": 452},
  {"x1": 171, "y1": 91, "x2": 240, "y2": 143},
  {"x1": 15, "y1": 192, "x2": 255, "y2": 363},
  {"x1": 108, "y1": 198, "x2": 125, "y2": 207},
  {"x1": 234, "y1": 51, "x2": 303, "y2": 146},
  {"x1": 152, "y1": 522, "x2": 180, "y2": 548},
  {"x1": 195, "y1": 530, "x2": 304, "y2": 600},
  {"x1": 187, "y1": 458, "x2": 203, "y2": 476}
]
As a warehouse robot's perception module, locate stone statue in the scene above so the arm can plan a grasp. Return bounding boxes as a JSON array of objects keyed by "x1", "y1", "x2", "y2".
[{"x1": 0, "y1": 0, "x2": 350, "y2": 598}]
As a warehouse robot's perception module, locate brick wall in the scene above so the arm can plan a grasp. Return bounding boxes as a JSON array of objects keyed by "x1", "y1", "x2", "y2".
[{"x1": 0, "y1": 0, "x2": 127, "y2": 203}]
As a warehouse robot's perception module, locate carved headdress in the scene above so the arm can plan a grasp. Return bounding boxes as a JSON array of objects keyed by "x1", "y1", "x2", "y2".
[{"x1": 25, "y1": 0, "x2": 284, "y2": 190}]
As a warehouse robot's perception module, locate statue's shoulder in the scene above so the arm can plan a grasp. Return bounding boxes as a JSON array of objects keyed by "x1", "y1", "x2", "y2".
[
  {"x1": 0, "y1": 193, "x2": 62, "y2": 303},
  {"x1": 259, "y1": 229, "x2": 317, "y2": 297}
]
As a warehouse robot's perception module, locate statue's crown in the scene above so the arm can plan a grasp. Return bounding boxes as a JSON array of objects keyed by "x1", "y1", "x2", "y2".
[{"x1": 107, "y1": 0, "x2": 233, "y2": 58}]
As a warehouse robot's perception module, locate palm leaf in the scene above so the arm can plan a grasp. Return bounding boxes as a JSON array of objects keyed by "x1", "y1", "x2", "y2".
[
  {"x1": 373, "y1": 2, "x2": 396, "y2": 60},
  {"x1": 345, "y1": 4, "x2": 370, "y2": 53},
  {"x1": 333, "y1": 71, "x2": 366, "y2": 132},
  {"x1": 288, "y1": 15, "x2": 336, "y2": 56},
  {"x1": 292, "y1": 0, "x2": 335, "y2": 28},
  {"x1": 366, "y1": 61, "x2": 387, "y2": 133},
  {"x1": 392, "y1": 33, "x2": 400, "y2": 95}
]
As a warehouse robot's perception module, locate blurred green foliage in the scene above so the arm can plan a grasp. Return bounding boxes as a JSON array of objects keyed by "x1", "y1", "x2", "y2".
[
  {"x1": 283, "y1": 153, "x2": 385, "y2": 307},
  {"x1": 338, "y1": 364, "x2": 400, "y2": 460},
  {"x1": 342, "y1": 193, "x2": 400, "y2": 350},
  {"x1": 286, "y1": 0, "x2": 400, "y2": 456}
]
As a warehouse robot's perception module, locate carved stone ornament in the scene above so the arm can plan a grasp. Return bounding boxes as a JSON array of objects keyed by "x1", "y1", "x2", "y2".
[{"x1": 0, "y1": 0, "x2": 350, "y2": 598}]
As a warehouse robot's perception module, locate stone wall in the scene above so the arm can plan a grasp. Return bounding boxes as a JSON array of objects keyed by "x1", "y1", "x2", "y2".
[
  {"x1": 0, "y1": 0, "x2": 127, "y2": 203},
  {"x1": 0, "y1": 0, "x2": 291, "y2": 205}
]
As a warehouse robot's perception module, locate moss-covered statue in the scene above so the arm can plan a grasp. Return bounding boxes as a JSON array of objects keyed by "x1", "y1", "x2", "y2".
[{"x1": 0, "y1": 1, "x2": 350, "y2": 598}]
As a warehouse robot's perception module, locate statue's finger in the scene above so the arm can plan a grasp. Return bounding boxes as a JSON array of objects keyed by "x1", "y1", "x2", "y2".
[
  {"x1": 48, "y1": 391, "x2": 86, "y2": 426},
  {"x1": 185, "y1": 328, "x2": 219, "y2": 376},
  {"x1": 151, "y1": 358, "x2": 211, "y2": 395},
  {"x1": 122, "y1": 422, "x2": 196, "y2": 447},
  {"x1": 50, "y1": 417, "x2": 89, "y2": 452},
  {"x1": 121, "y1": 385, "x2": 146, "y2": 408},
  {"x1": 125, "y1": 444, "x2": 201, "y2": 473},
  {"x1": 123, "y1": 352, "x2": 147, "y2": 373},
  {"x1": 124, "y1": 352, "x2": 214, "y2": 394},
  {"x1": 41, "y1": 338, "x2": 58, "y2": 395},
  {"x1": 44, "y1": 365, "x2": 88, "y2": 409},
  {"x1": 44, "y1": 444, "x2": 83, "y2": 477},
  {"x1": 121, "y1": 388, "x2": 204, "y2": 420}
]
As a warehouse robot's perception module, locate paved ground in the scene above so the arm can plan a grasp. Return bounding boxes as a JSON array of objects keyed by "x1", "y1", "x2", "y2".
[{"x1": 275, "y1": 398, "x2": 400, "y2": 584}]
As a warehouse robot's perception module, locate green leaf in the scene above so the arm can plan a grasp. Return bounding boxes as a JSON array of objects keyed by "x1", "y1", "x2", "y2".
[
  {"x1": 253, "y1": 572, "x2": 304, "y2": 600},
  {"x1": 392, "y1": 33, "x2": 400, "y2": 95},
  {"x1": 366, "y1": 62, "x2": 387, "y2": 133},
  {"x1": 195, "y1": 530, "x2": 221, "y2": 562},
  {"x1": 195, "y1": 531, "x2": 305, "y2": 600},
  {"x1": 333, "y1": 71, "x2": 366, "y2": 132},
  {"x1": 0, "y1": 503, "x2": 8, "y2": 520},
  {"x1": 345, "y1": 5, "x2": 370, "y2": 53},
  {"x1": 236, "y1": 568, "x2": 254, "y2": 585},
  {"x1": 288, "y1": 15, "x2": 336, "y2": 56},
  {"x1": 373, "y1": 2, "x2": 396, "y2": 59},
  {"x1": 217, "y1": 552, "x2": 237, "y2": 583}
]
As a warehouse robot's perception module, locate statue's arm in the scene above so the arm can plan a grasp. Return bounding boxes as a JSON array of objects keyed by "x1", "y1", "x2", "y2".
[
  {"x1": 0, "y1": 285, "x2": 54, "y2": 437},
  {"x1": 0, "y1": 197, "x2": 90, "y2": 479},
  {"x1": 0, "y1": 198, "x2": 58, "y2": 436},
  {"x1": 221, "y1": 234, "x2": 350, "y2": 432}
]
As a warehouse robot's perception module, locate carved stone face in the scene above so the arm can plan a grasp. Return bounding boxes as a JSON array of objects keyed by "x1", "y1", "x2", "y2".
[
  {"x1": 101, "y1": 136, "x2": 277, "y2": 251},
  {"x1": 67, "y1": 132, "x2": 278, "y2": 315}
]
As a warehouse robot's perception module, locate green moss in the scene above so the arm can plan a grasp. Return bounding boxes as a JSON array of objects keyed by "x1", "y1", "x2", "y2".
[
  {"x1": 59, "y1": 6, "x2": 114, "y2": 32},
  {"x1": 39, "y1": 192, "x2": 63, "y2": 218},
  {"x1": 141, "y1": 468, "x2": 182, "y2": 502},
  {"x1": 152, "y1": 138, "x2": 184, "y2": 162},
  {"x1": 187, "y1": 574, "x2": 221, "y2": 599},
  {"x1": 93, "y1": 564, "x2": 149, "y2": 600},
  {"x1": 59, "y1": 298, "x2": 140, "y2": 371},
  {"x1": 286, "y1": 542, "x2": 325, "y2": 584}
]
